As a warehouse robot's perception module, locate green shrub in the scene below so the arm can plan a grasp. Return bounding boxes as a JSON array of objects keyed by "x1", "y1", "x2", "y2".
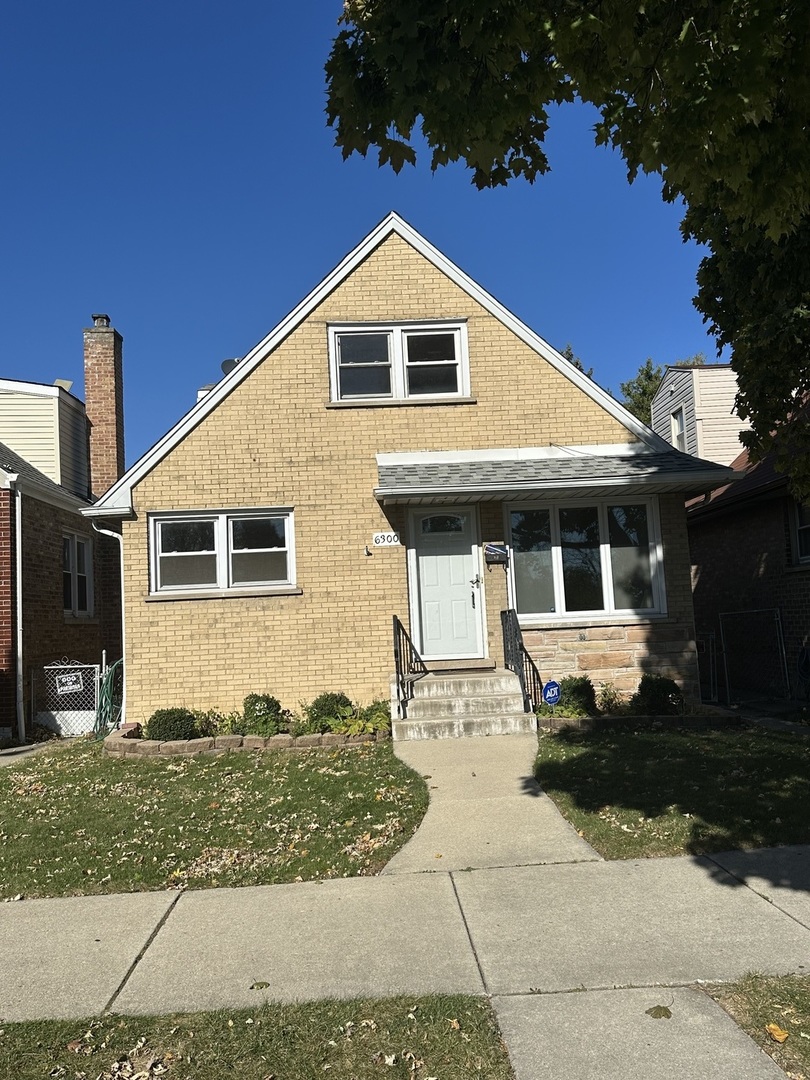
[
  {"x1": 536, "y1": 676, "x2": 597, "y2": 719},
  {"x1": 304, "y1": 691, "x2": 355, "y2": 732},
  {"x1": 193, "y1": 709, "x2": 246, "y2": 737},
  {"x1": 597, "y1": 682, "x2": 624, "y2": 715},
  {"x1": 145, "y1": 708, "x2": 200, "y2": 741},
  {"x1": 243, "y1": 694, "x2": 290, "y2": 737},
  {"x1": 629, "y1": 673, "x2": 683, "y2": 716},
  {"x1": 359, "y1": 698, "x2": 391, "y2": 734}
]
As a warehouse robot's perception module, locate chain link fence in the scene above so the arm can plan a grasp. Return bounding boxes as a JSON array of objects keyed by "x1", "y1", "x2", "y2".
[
  {"x1": 32, "y1": 660, "x2": 100, "y2": 736},
  {"x1": 718, "y1": 608, "x2": 790, "y2": 704}
]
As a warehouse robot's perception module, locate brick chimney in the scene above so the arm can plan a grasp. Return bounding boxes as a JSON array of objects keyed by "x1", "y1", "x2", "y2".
[{"x1": 84, "y1": 314, "x2": 125, "y2": 499}]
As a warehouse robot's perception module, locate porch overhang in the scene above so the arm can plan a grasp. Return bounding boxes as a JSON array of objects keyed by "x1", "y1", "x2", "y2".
[{"x1": 375, "y1": 446, "x2": 739, "y2": 506}]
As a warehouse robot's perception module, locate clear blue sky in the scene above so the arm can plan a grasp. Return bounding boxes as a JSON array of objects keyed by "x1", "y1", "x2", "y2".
[{"x1": 1, "y1": 2, "x2": 720, "y2": 466}]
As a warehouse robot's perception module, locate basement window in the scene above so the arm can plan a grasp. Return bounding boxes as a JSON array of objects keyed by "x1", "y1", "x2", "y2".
[{"x1": 150, "y1": 510, "x2": 295, "y2": 594}]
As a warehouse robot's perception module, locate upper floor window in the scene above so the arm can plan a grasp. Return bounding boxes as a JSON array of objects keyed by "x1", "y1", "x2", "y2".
[
  {"x1": 671, "y1": 407, "x2": 686, "y2": 452},
  {"x1": 63, "y1": 533, "x2": 92, "y2": 616},
  {"x1": 795, "y1": 503, "x2": 810, "y2": 562},
  {"x1": 328, "y1": 321, "x2": 469, "y2": 402},
  {"x1": 508, "y1": 499, "x2": 665, "y2": 621},
  {"x1": 150, "y1": 510, "x2": 295, "y2": 594}
]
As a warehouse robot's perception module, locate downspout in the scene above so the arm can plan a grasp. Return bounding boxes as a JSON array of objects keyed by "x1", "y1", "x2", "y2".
[
  {"x1": 92, "y1": 523, "x2": 126, "y2": 725},
  {"x1": 10, "y1": 478, "x2": 25, "y2": 743}
]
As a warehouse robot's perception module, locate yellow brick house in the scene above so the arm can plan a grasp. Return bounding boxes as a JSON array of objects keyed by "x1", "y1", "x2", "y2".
[{"x1": 85, "y1": 214, "x2": 732, "y2": 735}]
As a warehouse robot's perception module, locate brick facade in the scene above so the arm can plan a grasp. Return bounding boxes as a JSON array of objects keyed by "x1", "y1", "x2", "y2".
[
  {"x1": 0, "y1": 490, "x2": 15, "y2": 729},
  {"x1": 118, "y1": 231, "x2": 701, "y2": 722},
  {"x1": 690, "y1": 492, "x2": 810, "y2": 700}
]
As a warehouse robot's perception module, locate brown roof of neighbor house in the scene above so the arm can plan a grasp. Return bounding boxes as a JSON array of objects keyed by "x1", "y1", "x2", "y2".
[{"x1": 688, "y1": 446, "x2": 788, "y2": 519}]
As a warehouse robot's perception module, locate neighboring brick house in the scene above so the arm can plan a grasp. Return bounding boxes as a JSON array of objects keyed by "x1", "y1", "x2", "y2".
[
  {"x1": 0, "y1": 316, "x2": 124, "y2": 739},
  {"x1": 689, "y1": 448, "x2": 810, "y2": 703},
  {"x1": 86, "y1": 214, "x2": 733, "y2": 728}
]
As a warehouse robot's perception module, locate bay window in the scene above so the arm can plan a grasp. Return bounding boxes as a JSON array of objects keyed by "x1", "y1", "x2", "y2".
[{"x1": 508, "y1": 499, "x2": 662, "y2": 619}]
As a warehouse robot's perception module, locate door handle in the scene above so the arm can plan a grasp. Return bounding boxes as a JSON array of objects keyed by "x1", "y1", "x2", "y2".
[{"x1": 470, "y1": 574, "x2": 481, "y2": 587}]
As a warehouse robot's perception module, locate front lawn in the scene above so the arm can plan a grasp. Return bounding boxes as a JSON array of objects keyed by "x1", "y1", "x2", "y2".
[
  {"x1": 0, "y1": 995, "x2": 513, "y2": 1080},
  {"x1": 708, "y1": 973, "x2": 810, "y2": 1080},
  {"x1": 0, "y1": 740, "x2": 428, "y2": 899},
  {"x1": 534, "y1": 723, "x2": 810, "y2": 859}
]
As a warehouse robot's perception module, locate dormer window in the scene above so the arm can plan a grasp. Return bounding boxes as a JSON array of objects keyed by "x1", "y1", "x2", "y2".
[{"x1": 329, "y1": 321, "x2": 469, "y2": 402}]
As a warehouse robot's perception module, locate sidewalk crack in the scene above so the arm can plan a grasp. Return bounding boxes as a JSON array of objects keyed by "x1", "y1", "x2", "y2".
[
  {"x1": 449, "y1": 872, "x2": 489, "y2": 995},
  {"x1": 102, "y1": 892, "x2": 183, "y2": 1014}
]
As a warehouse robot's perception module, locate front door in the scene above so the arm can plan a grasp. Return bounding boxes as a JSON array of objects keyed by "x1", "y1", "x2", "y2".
[{"x1": 410, "y1": 508, "x2": 485, "y2": 659}]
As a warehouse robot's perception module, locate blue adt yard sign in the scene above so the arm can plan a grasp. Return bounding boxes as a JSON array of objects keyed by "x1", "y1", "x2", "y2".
[{"x1": 542, "y1": 680, "x2": 561, "y2": 707}]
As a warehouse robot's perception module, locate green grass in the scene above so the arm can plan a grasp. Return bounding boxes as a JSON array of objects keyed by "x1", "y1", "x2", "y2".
[
  {"x1": 707, "y1": 973, "x2": 810, "y2": 1080},
  {"x1": 0, "y1": 995, "x2": 513, "y2": 1080},
  {"x1": 0, "y1": 740, "x2": 429, "y2": 899},
  {"x1": 534, "y1": 723, "x2": 810, "y2": 859}
]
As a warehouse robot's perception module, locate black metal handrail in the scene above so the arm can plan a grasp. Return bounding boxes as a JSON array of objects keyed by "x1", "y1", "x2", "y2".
[
  {"x1": 501, "y1": 608, "x2": 544, "y2": 713},
  {"x1": 393, "y1": 615, "x2": 428, "y2": 720}
]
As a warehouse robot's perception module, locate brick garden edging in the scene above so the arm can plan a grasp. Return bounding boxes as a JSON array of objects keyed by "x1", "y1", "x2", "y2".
[{"x1": 104, "y1": 724, "x2": 385, "y2": 758}]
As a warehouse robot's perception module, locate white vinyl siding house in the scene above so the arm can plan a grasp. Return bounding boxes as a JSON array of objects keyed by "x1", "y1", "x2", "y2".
[
  {"x1": 0, "y1": 380, "x2": 90, "y2": 498},
  {"x1": 651, "y1": 365, "x2": 749, "y2": 466}
]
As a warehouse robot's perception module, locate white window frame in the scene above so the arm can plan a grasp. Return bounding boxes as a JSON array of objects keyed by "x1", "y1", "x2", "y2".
[
  {"x1": 328, "y1": 320, "x2": 470, "y2": 402},
  {"x1": 149, "y1": 509, "x2": 296, "y2": 594},
  {"x1": 506, "y1": 497, "x2": 666, "y2": 624},
  {"x1": 63, "y1": 532, "x2": 93, "y2": 617},
  {"x1": 671, "y1": 407, "x2": 686, "y2": 452}
]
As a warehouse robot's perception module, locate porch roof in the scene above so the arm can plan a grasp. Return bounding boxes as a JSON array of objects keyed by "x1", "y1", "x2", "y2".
[{"x1": 374, "y1": 445, "x2": 738, "y2": 505}]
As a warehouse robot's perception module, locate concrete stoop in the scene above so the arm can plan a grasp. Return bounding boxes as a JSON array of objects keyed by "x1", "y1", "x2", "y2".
[{"x1": 393, "y1": 669, "x2": 536, "y2": 740}]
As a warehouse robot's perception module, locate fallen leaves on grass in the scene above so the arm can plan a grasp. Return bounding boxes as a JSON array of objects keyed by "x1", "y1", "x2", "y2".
[{"x1": 767, "y1": 1022, "x2": 791, "y2": 1043}]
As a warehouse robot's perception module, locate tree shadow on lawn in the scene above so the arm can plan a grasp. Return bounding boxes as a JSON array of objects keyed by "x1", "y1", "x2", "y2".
[{"x1": 533, "y1": 721, "x2": 810, "y2": 890}]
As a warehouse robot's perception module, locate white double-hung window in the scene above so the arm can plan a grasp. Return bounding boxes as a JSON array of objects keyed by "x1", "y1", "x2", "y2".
[
  {"x1": 508, "y1": 499, "x2": 665, "y2": 621},
  {"x1": 329, "y1": 321, "x2": 469, "y2": 401},
  {"x1": 63, "y1": 533, "x2": 92, "y2": 616},
  {"x1": 151, "y1": 510, "x2": 295, "y2": 593}
]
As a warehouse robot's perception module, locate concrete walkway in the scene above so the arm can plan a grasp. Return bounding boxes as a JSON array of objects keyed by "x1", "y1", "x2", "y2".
[{"x1": 1, "y1": 736, "x2": 808, "y2": 1080}]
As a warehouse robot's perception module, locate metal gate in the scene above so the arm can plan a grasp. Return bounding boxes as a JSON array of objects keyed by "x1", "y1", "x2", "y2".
[
  {"x1": 718, "y1": 608, "x2": 790, "y2": 703},
  {"x1": 32, "y1": 660, "x2": 100, "y2": 736}
]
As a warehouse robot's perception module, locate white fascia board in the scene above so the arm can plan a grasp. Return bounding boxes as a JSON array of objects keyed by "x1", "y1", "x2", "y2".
[
  {"x1": 14, "y1": 477, "x2": 86, "y2": 513},
  {"x1": 378, "y1": 444, "x2": 655, "y2": 467},
  {"x1": 0, "y1": 379, "x2": 61, "y2": 398},
  {"x1": 93, "y1": 210, "x2": 668, "y2": 514}
]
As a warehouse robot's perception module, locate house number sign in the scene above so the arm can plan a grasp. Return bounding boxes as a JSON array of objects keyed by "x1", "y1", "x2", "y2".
[{"x1": 372, "y1": 532, "x2": 400, "y2": 547}]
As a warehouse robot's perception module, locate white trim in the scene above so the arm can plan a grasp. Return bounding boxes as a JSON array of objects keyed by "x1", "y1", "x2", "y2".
[
  {"x1": 378, "y1": 444, "x2": 661, "y2": 467},
  {"x1": 88, "y1": 212, "x2": 671, "y2": 517},
  {"x1": 62, "y1": 531, "x2": 94, "y2": 618}
]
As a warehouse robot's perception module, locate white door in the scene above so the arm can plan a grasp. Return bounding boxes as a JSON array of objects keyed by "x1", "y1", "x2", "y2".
[{"x1": 410, "y1": 509, "x2": 484, "y2": 658}]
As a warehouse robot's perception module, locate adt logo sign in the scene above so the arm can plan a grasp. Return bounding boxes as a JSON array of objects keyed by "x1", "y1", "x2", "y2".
[{"x1": 542, "y1": 680, "x2": 561, "y2": 707}]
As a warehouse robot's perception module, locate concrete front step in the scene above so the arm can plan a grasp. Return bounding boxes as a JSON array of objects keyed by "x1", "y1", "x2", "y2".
[
  {"x1": 393, "y1": 711, "x2": 537, "y2": 741},
  {"x1": 408, "y1": 692, "x2": 526, "y2": 719},
  {"x1": 395, "y1": 668, "x2": 534, "y2": 740},
  {"x1": 412, "y1": 670, "x2": 524, "y2": 698}
]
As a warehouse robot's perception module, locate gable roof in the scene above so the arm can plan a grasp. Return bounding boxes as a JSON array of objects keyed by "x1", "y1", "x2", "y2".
[
  {"x1": 86, "y1": 212, "x2": 711, "y2": 518},
  {"x1": 0, "y1": 440, "x2": 87, "y2": 511}
]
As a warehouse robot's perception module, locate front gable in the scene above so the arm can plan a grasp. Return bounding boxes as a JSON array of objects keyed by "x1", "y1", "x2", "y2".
[{"x1": 88, "y1": 213, "x2": 673, "y2": 518}]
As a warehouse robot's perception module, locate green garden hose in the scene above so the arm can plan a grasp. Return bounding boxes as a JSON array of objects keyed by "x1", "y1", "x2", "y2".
[{"x1": 95, "y1": 658, "x2": 123, "y2": 738}]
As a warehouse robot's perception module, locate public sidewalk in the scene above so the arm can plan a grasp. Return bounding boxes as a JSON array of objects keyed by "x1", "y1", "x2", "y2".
[{"x1": 1, "y1": 735, "x2": 808, "y2": 1079}]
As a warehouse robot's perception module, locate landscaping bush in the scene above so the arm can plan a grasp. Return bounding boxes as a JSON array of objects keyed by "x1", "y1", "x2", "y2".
[
  {"x1": 358, "y1": 698, "x2": 392, "y2": 734},
  {"x1": 536, "y1": 676, "x2": 598, "y2": 720},
  {"x1": 194, "y1": 709, "x2": 246, "y2": 737},
  {"x1": 629, "y1": 673, "x2": 683, "y2": 716},
  {"x1": 304, "y1": 691, "x2": 355, "y2": 732},
  {"x1": 145, "y1": 708, "x2": 200, "y2": 741},
  {"x1": 596, "y1": 682, "x2": 624, "y2": 715},
  {"x1": 243, "y1": 694, "x2": 290, "y2": 737}
]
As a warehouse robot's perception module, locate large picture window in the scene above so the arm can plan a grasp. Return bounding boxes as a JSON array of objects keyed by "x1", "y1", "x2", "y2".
[
  {"x1": 329, "y1": 322, "x2": 469, "y2": 402},
  {"x1": 508, "y1": 500, "x2": 662, "y2": 620},
  {"x1": 63, "y1": 533, "x2": 92, "y2": 616},
  {"x1": 150, "y1": 510, "x2": 295, "y2": 594}
]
